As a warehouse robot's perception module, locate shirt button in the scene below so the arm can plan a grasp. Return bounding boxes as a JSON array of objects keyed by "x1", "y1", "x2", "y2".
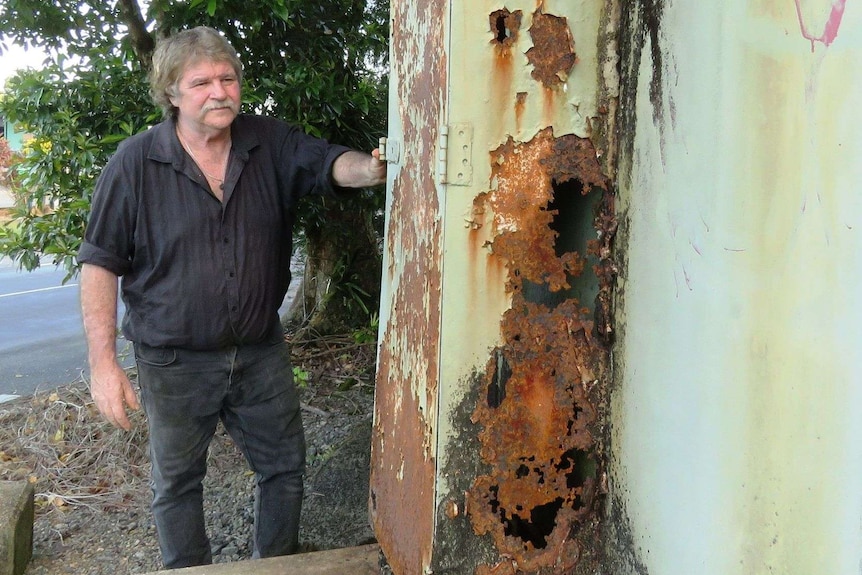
[
  {"x1": 223, "y1": 237, "x2": 230, "y2": 244},
  {"x1": 231, "y1": 305, "x2": 238, "y2": 312},
  {"x1": 229, "y1": 272, "x2": 235, "y2": 278}
]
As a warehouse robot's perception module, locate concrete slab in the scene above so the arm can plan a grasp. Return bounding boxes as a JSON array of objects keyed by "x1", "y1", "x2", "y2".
[
  {"x1": 0, "y1": 481, "x2": 34, "y2": 575},
  {"x1": 144, "y1": 544, "x2": 381, "y2": 575}
]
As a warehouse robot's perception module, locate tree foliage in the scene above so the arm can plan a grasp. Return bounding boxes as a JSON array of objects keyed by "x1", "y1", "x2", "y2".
[{"x1": 0, "y1": 0, "x2": 388, "y2": 328}]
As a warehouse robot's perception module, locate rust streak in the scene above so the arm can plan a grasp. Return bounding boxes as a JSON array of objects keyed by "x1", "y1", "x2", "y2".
[{"x1": 490, "y1": 10, "x2": 521, "y2": 113}]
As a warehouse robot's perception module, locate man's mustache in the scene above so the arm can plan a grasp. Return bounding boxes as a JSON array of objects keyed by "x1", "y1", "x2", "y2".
[{"x1": 203, "y1": 101, "x2": 238, "y2": 113}]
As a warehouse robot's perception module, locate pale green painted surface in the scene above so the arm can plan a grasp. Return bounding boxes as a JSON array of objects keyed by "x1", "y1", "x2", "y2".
[{"x1": 615, "y1": 1, "x2": 862, "y2": 573}]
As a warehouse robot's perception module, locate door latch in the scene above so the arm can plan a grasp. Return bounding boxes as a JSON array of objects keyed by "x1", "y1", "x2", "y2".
[{"x1": 378, "y1": 137, "x2": 401, "y2": 165}]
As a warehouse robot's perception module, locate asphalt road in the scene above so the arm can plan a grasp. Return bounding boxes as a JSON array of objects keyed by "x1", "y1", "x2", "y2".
[
  {"x1": 0, "y1": 258, "x2": 125, "y2": 398},
  {"x1": 0, "y1": 256, "x2": 301, "y2": 399}
]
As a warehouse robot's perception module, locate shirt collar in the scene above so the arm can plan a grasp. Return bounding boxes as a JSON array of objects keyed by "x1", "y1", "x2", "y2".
[{"x1": 147, "y1": 115, "x2": 260, "y2": 166}]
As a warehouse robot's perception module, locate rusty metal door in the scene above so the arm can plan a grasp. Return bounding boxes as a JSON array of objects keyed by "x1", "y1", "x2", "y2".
[{"x1": 370, "y1": 0, "x2": 450, "y2": 573}]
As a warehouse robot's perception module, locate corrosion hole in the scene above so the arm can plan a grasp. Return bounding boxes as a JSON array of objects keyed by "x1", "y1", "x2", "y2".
[
  {"x1": 489, "y1": 484, "x2": 500, "y2": 514},
  {"x1": 565, "y1": 406, "x2": 586, "y2": 436},
  {"x1": 523, "y1": 177, "x2": 600, "y2": 309},
  {"x1": 548, "y1": 178, "x2": 588, "y2": 258},
  {"x1": 494, "y1": 14, "x2": 509, "y2": 41},
  {"x1": 534, "y1": 467, "x2": 546, "y2": 484},
  {"x1": 502, "y1": 498, "x2": 564, "y2": 550},
  {"x1": 556, "y1": 448, "x2": 597, "y2": 490},
  {"x1": 488, "y1": 349, "x2": 511, "y2": 408},
  {"x1": 490, "y1": 9, "x2": 522, "y2": 45},
  {"x1": 515, "y1": 464, "x2": 530, "y2": 478}
]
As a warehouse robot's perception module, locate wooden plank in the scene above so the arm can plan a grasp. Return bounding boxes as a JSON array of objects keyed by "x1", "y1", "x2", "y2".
[{"x1": 146, "y1": 544, "x2": 380, "y2": 575}]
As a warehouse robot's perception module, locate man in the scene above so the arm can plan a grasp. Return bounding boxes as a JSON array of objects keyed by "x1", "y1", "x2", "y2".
[{"x1": 78, "y1": 26, "x2": 386, "y2": 569}]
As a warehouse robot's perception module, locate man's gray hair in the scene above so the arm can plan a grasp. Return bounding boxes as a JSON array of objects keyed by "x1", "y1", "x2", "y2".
[{"x1": 149, "y1": 26, "x2": 243, "y2": 119}]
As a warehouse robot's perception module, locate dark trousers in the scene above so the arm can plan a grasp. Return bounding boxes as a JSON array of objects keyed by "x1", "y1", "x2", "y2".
[{"x1": 134, "y1": 339, "x2": 305, "y2": 569}]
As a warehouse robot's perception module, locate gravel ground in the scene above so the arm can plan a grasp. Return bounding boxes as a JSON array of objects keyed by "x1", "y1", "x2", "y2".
[{"x1": 2, "y1": 338, "x2": 377, "y2": 575}]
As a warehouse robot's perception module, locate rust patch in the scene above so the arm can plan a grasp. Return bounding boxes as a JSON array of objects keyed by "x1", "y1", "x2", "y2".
[
  {"x1": 526, "y1": 11, "x2": 577, "y2": 87},
  {"x1": 466, "y1": 128, "x2": 614, "y2": 573},
  {"x1": 476, "y1": 559, "x2": 518, "y2": 575}
]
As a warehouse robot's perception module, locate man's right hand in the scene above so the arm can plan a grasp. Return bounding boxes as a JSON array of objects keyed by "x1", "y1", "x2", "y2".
[
  {"x1": 80, "y1": 263, "x2": 140, "y2": 431},
  {"x1": 90, "y1": 359, "x2": 140, "y2": 431}
]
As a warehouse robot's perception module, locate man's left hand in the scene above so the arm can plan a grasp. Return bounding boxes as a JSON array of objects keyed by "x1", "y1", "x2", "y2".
[{"x1": 333, "y1": 150, "x2": 387, "y2": 188}]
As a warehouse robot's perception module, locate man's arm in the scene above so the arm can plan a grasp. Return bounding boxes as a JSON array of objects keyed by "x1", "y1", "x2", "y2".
[
  {"x1": 80, "y1": 263, "x2": 140, "y2": 431},
  {"x1": 332, "y1": 149, "x2": 387, "y2": 188}
]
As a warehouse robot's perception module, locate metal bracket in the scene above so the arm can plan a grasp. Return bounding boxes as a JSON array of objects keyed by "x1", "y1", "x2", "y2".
[
  {"x1": 378, "y1": 136, "x2": 401, "y2": 165},
  {"x1": 438, "y1": 124, "x2": 473, "y2": 186}
]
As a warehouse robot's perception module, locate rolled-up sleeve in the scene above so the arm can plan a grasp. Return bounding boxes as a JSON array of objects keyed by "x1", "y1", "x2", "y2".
[
  {"x1": 77, "y1": 147, "x2": 138, "y2": 276},
  {"x1": 318, "y1": 144, "x2": 352, "y2": 195}
]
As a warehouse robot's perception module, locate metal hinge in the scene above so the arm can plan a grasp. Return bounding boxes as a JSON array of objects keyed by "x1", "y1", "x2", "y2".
[{"x1": 438, "y1": 123, "x2": 473, "y2": 186}]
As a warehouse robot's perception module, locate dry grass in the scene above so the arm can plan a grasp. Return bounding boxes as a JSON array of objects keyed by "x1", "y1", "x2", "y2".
[
  {"x1": 0, "y1": 334, "x2": 377, "y2": 516},
  {"x1": 0, "y1": 381, "x2": 150, "y2": 513}
]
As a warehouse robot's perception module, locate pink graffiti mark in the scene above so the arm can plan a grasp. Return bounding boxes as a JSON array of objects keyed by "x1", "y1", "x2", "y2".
[{"x1": 794, "y1": 0, "x2": 848, "y2": 51}]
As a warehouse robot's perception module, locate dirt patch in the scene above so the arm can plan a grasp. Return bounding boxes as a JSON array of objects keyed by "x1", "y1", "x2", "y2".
[{"x1": 0, "y1": 334, "x2": 377, "y2": 574}]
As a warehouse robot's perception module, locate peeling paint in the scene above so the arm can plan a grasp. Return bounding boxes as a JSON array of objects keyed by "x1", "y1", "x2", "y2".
[
  {"x1": 370, "y1": 0, "x2": 447, "y2": 572},
  {"x1": 462, "y1": 128, "x2": 614, "y2": 574},
  {"x1": 526, "y1": 11, "x2": 577, "y2": 87}
]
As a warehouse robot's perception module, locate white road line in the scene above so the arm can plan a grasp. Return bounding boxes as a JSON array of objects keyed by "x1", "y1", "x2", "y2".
[{"x1": 0, "y1": 283, "x2": 79, "y2": 299}]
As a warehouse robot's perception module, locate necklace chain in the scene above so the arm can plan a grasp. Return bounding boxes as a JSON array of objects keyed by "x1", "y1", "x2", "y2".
[{"x1": 177, "y1": 128, "x2": 229, "y2": 185}]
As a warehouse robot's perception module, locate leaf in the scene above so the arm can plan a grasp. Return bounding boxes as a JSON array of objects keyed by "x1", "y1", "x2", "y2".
[
  {"x1": 337, "y1": 378, "x2": 358, "y2": 391},
  {"x1": 272, "y1": 2, "x2": 291, "y2": 21}
]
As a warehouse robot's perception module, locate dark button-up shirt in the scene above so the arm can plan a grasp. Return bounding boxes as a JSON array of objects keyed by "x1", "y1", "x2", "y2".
[{"x1": 78, "y1": 114, "x2": 350, "y2": 350}]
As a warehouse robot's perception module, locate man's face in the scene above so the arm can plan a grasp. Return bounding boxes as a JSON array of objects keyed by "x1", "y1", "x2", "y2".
[{"x1": 170, "y1": 58, "x2": 241, "y2": 132}]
